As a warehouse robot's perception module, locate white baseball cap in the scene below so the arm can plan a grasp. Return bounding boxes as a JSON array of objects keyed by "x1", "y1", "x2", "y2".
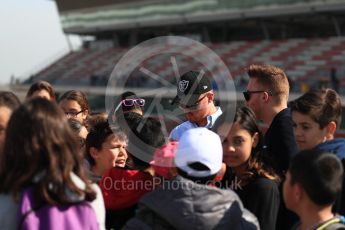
[{"x1": 174, "y1": 127, "x2": 223, "y2": 178}]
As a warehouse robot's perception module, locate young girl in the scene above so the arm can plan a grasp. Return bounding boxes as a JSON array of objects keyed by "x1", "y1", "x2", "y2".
[
  {"x1": 216, "y1": 106, "x2": 280, "y2": 230},
  {"x1": 59, "y1": 90, "x2": 90, "y2": 127},
  {"x1": 289, "y1": 88, "x2": 344, "y2": 159},
  {"x1": 0, "y1": 98, "x2": 104, "y2": 230},
  {"x1": 85, "y1": 121, "x2": 128, "y2": 183}
]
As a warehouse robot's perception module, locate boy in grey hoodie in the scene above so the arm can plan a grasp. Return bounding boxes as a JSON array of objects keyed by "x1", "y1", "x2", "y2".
[{"x1": 124, "y1": 127, "x2": 259, "y2": 230}]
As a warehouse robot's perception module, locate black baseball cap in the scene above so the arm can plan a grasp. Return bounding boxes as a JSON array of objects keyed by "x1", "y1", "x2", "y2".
[{"x1": 171, "y1": 70, "x2": 212, "y2": 106}]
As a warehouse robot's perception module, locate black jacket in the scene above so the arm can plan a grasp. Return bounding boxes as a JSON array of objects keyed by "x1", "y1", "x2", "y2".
[{"x1": 263, "y1": 108, "x2": 298, "y2": 176}]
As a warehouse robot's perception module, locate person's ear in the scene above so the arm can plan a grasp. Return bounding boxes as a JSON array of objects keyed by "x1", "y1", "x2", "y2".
[
  {"x1": 89, "y1": 147, "x2": 99, "y2": 160},
  {"x1": 252, "y1": 132, "x2": 259, "y2": 148},
  {"x1": 294, "y1": 183, "x2": 304, "y2": 202},
  {"x1": 214, "y1": 163, "x2": 227, "y2": 182},
  {"x1": 207, "y1": 91, "x2": 215, "y2": 103},
  {"x1": 82, "y1": 109, "x2": 89, "y2": 119},
  {"x1": 262, "y1": 91, "x2": 270, "y2": 102},
  {"x1": 326, "y1": 121, "x2": 337, "y2": 139}
]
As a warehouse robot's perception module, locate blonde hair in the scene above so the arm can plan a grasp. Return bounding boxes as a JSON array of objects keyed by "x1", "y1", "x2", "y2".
[{"x1": 247, "y1": 64, "x2": 289, "y2": 103}]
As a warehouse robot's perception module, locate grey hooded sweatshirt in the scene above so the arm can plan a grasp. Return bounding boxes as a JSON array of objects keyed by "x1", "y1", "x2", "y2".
[{"x1": 123, "y1": 176, "x2": 259, "y2": 230}]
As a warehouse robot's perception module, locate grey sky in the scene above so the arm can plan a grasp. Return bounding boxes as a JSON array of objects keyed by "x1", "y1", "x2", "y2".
[{"x1": 0, "y1": 0, "x2": 81, "y2": 85}]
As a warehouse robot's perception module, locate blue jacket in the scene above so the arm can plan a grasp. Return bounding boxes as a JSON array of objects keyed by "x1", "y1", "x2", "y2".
[
  {"x1": 317, "y1": 138, "x2": 345, "y2": 160},
  {"x1": 317, "y1": 138, "x2": 345, "y2": 215}
]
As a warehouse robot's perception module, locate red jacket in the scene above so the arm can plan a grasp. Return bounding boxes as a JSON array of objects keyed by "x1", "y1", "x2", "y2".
[{"x1": 99, "y1": 167, "x2": 155, "y2": 210}]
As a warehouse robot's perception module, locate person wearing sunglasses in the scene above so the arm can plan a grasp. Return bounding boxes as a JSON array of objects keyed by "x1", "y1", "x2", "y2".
[
  {"x1": 109, "y1": 91, "x2": 145, "y2": 126},
  {"x1": 115, "y1": 92, "x2": 144, "y2": 115},
  {"x1": 114, "y1": 98, "x2": 145, "y2": 115},
  {"x1": 244, "y1": 64, "x2": 297, "y2": 176},
  {"x1": 170, "y1": 70, "x2": 222, "y2": 141},
  {"x1": 245, "y1": 64, "x2": 298, "y2": 230}
]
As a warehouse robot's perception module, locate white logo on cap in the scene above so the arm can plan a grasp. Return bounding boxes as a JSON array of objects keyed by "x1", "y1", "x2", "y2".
[
  {"x1": 179, "y1": 80, "x2": 189, "y2": 93},
  {"x1": 203, "y1": 86, "x2": 208, "y2": 90}
]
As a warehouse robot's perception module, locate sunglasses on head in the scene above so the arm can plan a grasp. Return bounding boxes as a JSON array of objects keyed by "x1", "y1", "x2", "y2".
[
  {"x1": 243, "y1": 90, "x2": 273, "y2": 101},
  {"x1": 114, "y1": 98, "x2": 145, "y2": 113},
  {"x1": 122, "y1": 98, "x2": 145, "y2": 107}
]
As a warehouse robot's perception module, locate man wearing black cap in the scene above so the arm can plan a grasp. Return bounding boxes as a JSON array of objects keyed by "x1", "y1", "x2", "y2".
[{"x1": 170, "y1": 70, "x2": 222, "y2": 141}]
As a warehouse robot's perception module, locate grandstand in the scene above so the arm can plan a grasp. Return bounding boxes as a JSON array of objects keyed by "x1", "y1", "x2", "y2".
[
  {"x1": 23, "y1": 0, "x2": 345, "y2": 87},
  {"x1": 26, "y1": 37, "x2": 345, "y2": 92},
  {"x1": 16, "y1": 0, "x2": 345, "y2": 112}
]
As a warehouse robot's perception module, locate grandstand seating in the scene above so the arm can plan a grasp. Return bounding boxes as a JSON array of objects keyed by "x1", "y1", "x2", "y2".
[
  {"x1": 30, "y1": 36, "x2": 345, "y2": 93},
  {"x1": 60, "y1": 0, "x2": 344, "y2": 34}
]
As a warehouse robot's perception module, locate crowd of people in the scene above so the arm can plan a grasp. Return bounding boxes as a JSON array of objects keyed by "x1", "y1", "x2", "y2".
[{"x1": 0, "y1": 64, "x2": 345, "y2": 230}]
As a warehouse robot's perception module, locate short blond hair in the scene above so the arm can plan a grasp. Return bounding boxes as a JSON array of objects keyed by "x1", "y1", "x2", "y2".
[{"x1": 247, "y1": 64, "x2": 289, "y2": 103}]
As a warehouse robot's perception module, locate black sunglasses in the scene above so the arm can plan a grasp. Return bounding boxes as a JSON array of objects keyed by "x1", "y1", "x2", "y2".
[
  {"x1": 243, "y1": 90, "x2": 273, "y2": 101},
  {"x1": 178, "y1": 94, "x2": 208, "y2": 110}
]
